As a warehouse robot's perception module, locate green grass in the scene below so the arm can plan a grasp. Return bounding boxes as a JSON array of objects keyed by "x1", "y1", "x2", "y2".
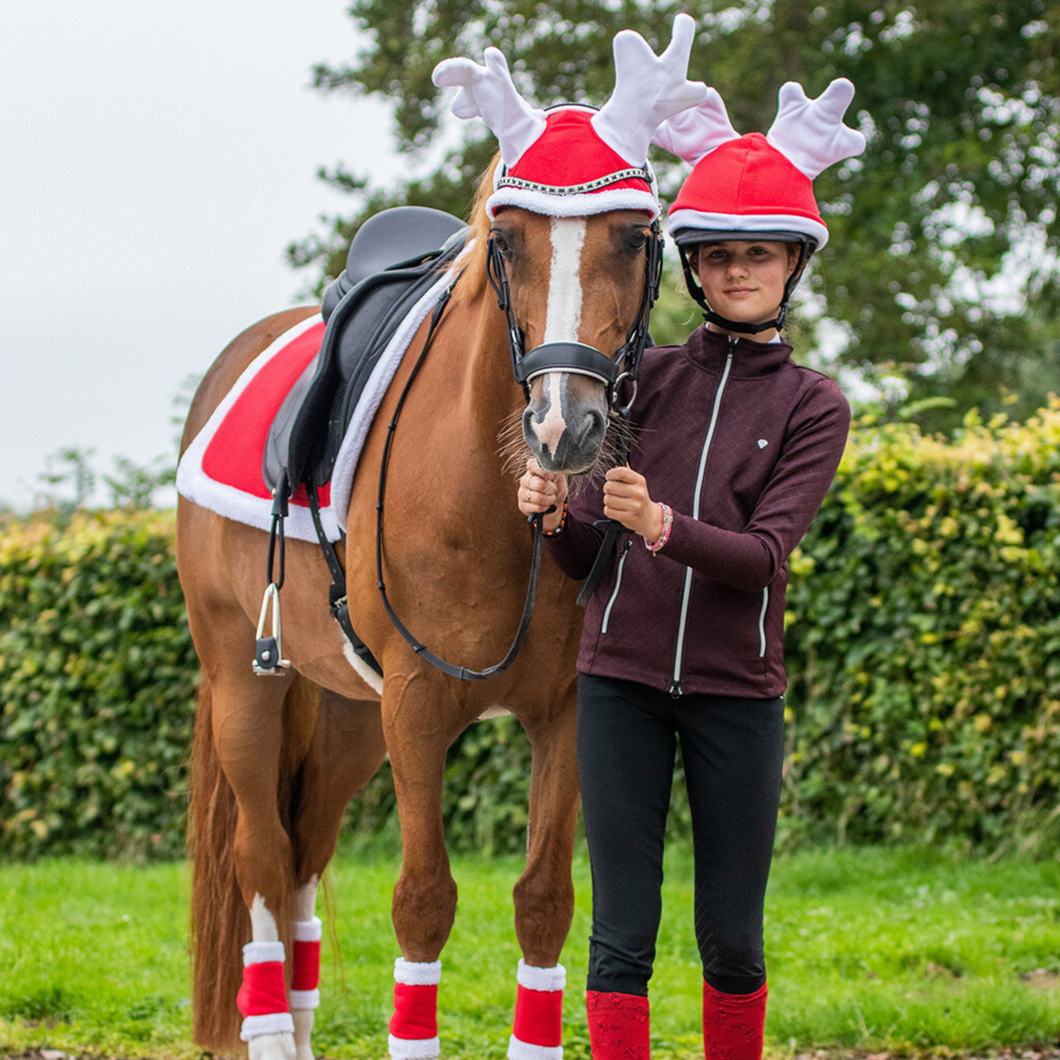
[{"x1": 2, "y1": 846, "x2": 1060, "y2": 1058}]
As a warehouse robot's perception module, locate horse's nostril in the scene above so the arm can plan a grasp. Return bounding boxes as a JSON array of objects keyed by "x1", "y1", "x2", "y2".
[{"x1": 576, "y1": 409, "x2": 605, "y2": 446}]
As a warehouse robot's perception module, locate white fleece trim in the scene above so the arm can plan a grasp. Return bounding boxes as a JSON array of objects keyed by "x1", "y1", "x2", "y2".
[
  {"x1": 243, "y1": 941, "x2": 286, "y2": 966},
  {"x1": 487, "y1": 187, "x2": 659, "y2": 219},
  {"x1": 175, "y1": 314, "x2": 339, "y2": 543},
  {"x1": 508, "y1": 1036, "x2": 563, "y2": 1060},
  {"x1": 388, "y1": 1033, "x2": 441, "y2": 1059},
  {"x1": 516, "y1": 959, "x2": 566, "y2": 992},
  {"x1": 394, "y1": 957, "x2": 442, "y2": 986},
  {"x1": 666, "y1": 208, "x2": 828, "y2": 248},
  {"x1": 330, "y1": 249, "x2": 473, "y2": 531},
  {"x1": 289, "y1": 989, "x2": 320, "y2": 1010},
  {"x1": 294, "y1": 917, "x2": 323, "y2": 942},
  {"x1": 240, "y1": 1013, "x2": 295, "y2": 1040}
]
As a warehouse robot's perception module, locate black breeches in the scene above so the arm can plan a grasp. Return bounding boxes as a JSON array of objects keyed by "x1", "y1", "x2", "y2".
[{"x1": 577, "y1": 673, "x2": 785, "y2": 997}]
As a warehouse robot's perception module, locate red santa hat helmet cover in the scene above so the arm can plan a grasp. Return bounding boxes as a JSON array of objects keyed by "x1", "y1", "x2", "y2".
[
  {"x1": 655, "y1": 77, "x2": 867, "y2": 330},
  {"x1": 431, "y1": 14, "x2": 709, "y2": 220}
]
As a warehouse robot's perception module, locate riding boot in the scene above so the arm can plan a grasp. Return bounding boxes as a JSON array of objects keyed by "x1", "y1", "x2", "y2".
[
  {"x1": 702, "y1": 981, "x2": 767, "y2": 1060},
  {"x1": 586, "y1": 989, "x2": 650, "y2": 1059}
]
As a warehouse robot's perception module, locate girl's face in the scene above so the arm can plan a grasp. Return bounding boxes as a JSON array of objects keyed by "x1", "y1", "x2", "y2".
[{"x1": 692, "y1": 240, "x2": 798, "y2": 338}]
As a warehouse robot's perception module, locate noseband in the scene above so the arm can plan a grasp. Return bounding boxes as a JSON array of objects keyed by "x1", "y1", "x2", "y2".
[{"x1": 486, "y1": 218, "x2": 663, "y2": 404}]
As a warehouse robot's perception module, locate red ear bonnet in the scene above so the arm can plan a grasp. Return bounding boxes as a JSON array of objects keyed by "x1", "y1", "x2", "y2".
[{"x1": 432, "y1": 14, "x2": 709, "y2": 219}]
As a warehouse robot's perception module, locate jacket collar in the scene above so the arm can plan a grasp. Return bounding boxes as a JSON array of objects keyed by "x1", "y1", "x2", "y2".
[{"x1": 685, "y1": 324, "x2": 793, "y2": 378}]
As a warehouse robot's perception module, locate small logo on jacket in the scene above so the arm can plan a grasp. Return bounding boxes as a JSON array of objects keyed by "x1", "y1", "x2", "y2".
[{"x1": 757, "y1": 439, "x2": 769, "y2": 449}]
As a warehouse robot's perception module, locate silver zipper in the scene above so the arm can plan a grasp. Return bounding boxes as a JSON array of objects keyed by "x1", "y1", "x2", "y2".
[
  {"x1": 758, "y1": 586, "x2": 769, "y2": 658},
  {"x1": 600, "y1": 539, "x2": 632, "y2": 634},
  {"x1": 669, "y1": 339, "x2": 735, "y2": 697}
]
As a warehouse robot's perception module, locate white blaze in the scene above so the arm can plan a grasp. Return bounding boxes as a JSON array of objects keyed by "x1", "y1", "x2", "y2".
[
  {"x1": 531, "y1": 218, "x2": 586, "y2": 452},
  {"x1": 543, "y1": 217, "x2": 586, "y2": 342}
]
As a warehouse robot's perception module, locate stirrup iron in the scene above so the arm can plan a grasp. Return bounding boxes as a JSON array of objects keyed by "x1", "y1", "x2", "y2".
[{"x1": 253, "y1": 582, "x2": 290, "y2": 675}]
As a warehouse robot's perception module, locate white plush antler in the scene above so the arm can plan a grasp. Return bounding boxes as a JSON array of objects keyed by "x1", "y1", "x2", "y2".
[
  {"x1": 766, "y1": 78, "x2": 866, "y2": 178},
  {"x1": 432, "y1": 47, "x2": 547, "y2": 169},
  {"x1": 651, "y1": 86, "x2": 740, "y2": 164},
  {"x1": 593, "y1": 13, "x2": 709, "y2": 165}
]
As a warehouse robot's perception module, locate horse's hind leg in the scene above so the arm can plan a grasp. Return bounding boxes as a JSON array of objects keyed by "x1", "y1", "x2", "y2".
[
  {"x1": 194, "y1": 659, "x2": 314, "y2": 1060},
  {"x1": 288, "y1": 689, "x2": 387, "y2": 1060},
  {"x1": 508, "y1": 700, "x2": 580, "y2": 1060}
]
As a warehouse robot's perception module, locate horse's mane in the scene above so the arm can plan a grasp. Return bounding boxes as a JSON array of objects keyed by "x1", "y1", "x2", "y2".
[{"x1": 450, "y1": 154, "x2": 500, "y2": 308}]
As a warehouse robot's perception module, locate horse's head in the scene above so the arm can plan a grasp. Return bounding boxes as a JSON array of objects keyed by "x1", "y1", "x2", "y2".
[
  {"x1": 434, "y1": 15, "x2": 706, "y2": 476},
  {"x1": 490, "y1": 204, "x2": 659, "y2": 473}
]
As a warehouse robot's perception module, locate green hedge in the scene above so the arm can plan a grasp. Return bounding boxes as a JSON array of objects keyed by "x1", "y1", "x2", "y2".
[
  {"x1": 781, "y1": 401, "x2": 1060, "y2": 854},
  {"x1": 0, "y1": 511, "x2": 196, "y2": 859},
  {"x1": 5, "y1": 402, "x2": 1060, "y2": 859}
]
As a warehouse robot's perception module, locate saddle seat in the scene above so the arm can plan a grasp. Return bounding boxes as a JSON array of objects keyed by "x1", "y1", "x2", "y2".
[{"x1": 263, "y1": 206, "x2": 467, "y2": 493}]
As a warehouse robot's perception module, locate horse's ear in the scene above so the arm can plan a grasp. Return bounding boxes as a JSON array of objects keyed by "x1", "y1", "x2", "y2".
[
  {"x1": 766, "y1": 78, "x2": 866, "y2": 178},
  {"x1": 592, "y1": 13, "x2": 709, "y2": 165},
  {"x1": 432, "y1": 48, "x2": 547, "y2": 169}
]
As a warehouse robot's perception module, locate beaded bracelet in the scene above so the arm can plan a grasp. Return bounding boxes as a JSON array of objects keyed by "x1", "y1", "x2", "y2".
[
  {"x1": 645, "y1": 502, "x2": 673, "y2": 555},
  {"x1": 542, "y1": 499, "x2": 569, "y2": 537}
]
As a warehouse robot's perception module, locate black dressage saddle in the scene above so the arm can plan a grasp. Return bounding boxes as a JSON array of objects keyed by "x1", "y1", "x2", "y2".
[{"x1": 263, "y1": 206, "x2": 467, "y2": 494}]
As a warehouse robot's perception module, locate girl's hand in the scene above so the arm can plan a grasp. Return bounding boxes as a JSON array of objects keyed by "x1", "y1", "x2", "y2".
[
  {"x1": 603, "y1": 466, "x2": 664, "y2": 542},
  {"x1": 518, "y1": 458, "x2": 568, "y2": 533}
]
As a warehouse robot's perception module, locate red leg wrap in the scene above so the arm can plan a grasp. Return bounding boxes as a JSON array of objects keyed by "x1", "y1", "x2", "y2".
[
  {"x1": 702, "y1": 981, "x2": 767, "y2": 1060},
  {"x1": 513, "y1": 982, "x2": 564, "y2": 1048},
  {"x1": 292, "y1": 939, "x2": 321, "y2": 992},
  {"x1": 238, "y1": 960, "x2": 289, "y2": 1018},
  {"x1": 586, "y1": 990, "x2": 650, "y2": 1060},
  {"x1": 390, "y1": 981, "x2": 439, "y2": 1040}
]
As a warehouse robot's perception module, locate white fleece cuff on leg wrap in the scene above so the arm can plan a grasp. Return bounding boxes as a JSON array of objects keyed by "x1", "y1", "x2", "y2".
[
  {"x1": 241, "y1": 1013, "x2": 295, "y2": 1040},
  {"x1": 516, "y1": 959, "x2": 566, "y2": 992},
  {"x1": 388, "y1": 1033, "x2": 441, "y2": 1059}
]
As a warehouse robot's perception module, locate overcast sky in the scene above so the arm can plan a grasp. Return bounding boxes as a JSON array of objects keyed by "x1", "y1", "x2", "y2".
[{"x1": 1, "y1": 1, "x2": 409, "y2": 510}]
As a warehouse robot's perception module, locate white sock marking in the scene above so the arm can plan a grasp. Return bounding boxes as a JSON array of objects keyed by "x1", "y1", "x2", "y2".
[{"x1": 250, "y1": 894, "x2": 280, "y2": 943}]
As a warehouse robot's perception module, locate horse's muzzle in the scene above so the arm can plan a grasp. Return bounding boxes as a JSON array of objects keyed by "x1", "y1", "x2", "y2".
[{"x1": 522, "y1": 368, "x2": 610, "y2": 474}]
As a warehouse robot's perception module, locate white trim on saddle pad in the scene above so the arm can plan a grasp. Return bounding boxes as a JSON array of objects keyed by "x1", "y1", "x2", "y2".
[{"x1": 176, "y1": 249, "x2": 470, "y2": 543}]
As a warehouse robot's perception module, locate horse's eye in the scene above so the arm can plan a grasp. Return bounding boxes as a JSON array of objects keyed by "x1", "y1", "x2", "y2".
[
  {"x1": 491, "y1": 230, "x2": 514, "y2": 259},
  {"x1": 624, "y1": 229, "x2": 649, "y2": 254}
]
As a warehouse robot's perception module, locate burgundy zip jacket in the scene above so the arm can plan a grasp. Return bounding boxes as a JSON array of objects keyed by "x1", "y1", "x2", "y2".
[{"x1": 546, "y1": 325, "x2": 851, "y2": 699}]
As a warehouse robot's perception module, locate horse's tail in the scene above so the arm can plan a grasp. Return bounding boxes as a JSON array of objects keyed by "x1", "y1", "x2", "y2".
[
  {"x1": 187, "y1": 673, "x2": 319, "y2": 1050},
  {"x1": 188, "y1": 676, "x2": 246, "y2": 1049}
]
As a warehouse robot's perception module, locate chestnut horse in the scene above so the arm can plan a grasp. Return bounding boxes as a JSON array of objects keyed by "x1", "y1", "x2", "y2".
[
  {"x1": 178, "y1": 174, "x2": 658, "y2": 1060},
  {"x1": 177, "y1": 20, "x2": 704, "y2": 1060}
]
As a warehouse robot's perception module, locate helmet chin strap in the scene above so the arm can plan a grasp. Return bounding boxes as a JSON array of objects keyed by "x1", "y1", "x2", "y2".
[{"x1": 678, "y1": 241, "x2": 811, "y2": 337}]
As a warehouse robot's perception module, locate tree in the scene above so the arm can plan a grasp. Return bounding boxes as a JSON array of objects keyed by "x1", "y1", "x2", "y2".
[{"x1": 290, "y1": 0, "x2": 1060, "y2": 427}]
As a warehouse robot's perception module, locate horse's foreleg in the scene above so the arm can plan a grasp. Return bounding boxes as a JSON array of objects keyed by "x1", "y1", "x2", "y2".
[
  {"x1": 509, "y1": 701, "x2": 580, "y2": 1060},
  {"x1": 289, "y1": 691, "x2": 388, "y2": 1060},
  {"x1": 383, "y1": 677, "x2": 460, "y2": 1060}
]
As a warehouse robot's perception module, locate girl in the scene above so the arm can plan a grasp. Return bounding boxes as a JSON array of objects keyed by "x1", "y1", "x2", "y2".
[{"x1": 518, "y1": 79, "x2": 865, "y2": 1060}]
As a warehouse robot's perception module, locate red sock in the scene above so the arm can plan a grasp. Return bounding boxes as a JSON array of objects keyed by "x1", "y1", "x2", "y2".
[
  {"x1": 702, "y1": 981, "x2": 767, "y2": 1060},
  {"x1": 586, "y1": 990, "x2": 650, "y2": 1060}
]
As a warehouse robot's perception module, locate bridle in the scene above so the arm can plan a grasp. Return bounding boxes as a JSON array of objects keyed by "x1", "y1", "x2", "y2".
[{"x1": 485, "y1": 217, "x2": 663, "y2": 406}]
